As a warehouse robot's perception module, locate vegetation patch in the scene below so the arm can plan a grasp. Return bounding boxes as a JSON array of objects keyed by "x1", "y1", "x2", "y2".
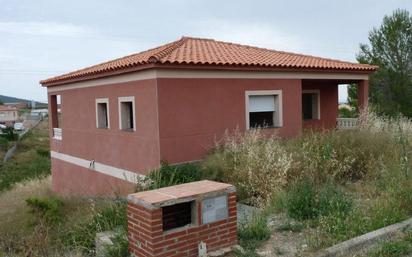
[
  {"x1": 140, "y1": 161, "x2": 202, "y2": 190},
  {"x1": 367, "y1": 230, "x2": 412, "y2": 257},
  {"x1": 202, "y1": 113, "x2": 412, "y2": 254},
  {"x1": 0, "y1": 120, "x2": 50, "y2": 192}
]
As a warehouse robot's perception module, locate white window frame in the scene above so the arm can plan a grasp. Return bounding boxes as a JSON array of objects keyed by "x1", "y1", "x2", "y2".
[
  {"x1": 302, "y1": 89, "x2": 321, "y2": 120},
  {"x1": 95, "y1": 98, "x2": 110, "y2": 129},
  {"x1": 118, "y1": 96, "x2": 136, "y2": 131},
  {"x1": 245, "y1": 90, "x2": 283, "y2": 130}
]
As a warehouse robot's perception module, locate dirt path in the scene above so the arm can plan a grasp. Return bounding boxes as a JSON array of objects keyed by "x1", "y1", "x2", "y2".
[{"x1": 256, "y1": 214, "x2": 312, "y2": 257}]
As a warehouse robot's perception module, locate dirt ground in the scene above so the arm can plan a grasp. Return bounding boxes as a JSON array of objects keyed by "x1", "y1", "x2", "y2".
[{"x1": 257, "y1": 214, "x2": 311, "y2": 257}]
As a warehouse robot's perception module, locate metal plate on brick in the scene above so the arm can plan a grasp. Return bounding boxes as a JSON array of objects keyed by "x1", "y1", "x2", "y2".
[{"x1": 201, "y1": 195, "x2": 228, "y2": 224}]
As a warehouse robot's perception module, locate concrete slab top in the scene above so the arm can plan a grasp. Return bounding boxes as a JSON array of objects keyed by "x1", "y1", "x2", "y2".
[{"x1": 127, "y1": 180, "x2": 235, "y2": 208}]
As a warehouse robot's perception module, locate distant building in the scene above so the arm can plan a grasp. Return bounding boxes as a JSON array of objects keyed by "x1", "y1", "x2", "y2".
[
  {"x1": 0, "y1": 105, "x2": 19, "y2": 124},
  {"x1": 4, "y1": 101, "x2": 28, "y2": 110},
  {"x1": 31, "y1": 108, "x2": 48, "y2": 117}
]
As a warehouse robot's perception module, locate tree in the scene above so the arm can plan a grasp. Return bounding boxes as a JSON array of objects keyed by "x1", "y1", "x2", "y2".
[
  {"x1": 0, "y1": 99, "x2": 3, "y2": 105},
  {"x1": 357, "y1": 9, "x2": 412, "y2": 117}
]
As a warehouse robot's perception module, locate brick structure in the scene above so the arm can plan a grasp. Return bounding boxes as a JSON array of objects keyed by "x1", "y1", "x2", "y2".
[{"x1": 127, "y1": 180, "x2": 237, "y2": 257}]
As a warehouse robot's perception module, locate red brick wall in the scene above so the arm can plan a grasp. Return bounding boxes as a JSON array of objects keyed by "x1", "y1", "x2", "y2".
[{"x1": 127, "y1": 192, "x2": 237, "y2": 257}]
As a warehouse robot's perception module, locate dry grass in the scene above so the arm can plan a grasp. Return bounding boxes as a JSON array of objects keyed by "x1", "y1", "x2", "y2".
[
  {"x1": 202, "y1": 112, "x2": 412, "y2": 255},
  {"x1": 202, "y1": 129, "x2": 293, "y2": 206},
  {"x1": 0, "y1": 176, "x2": 121, "y2": 257}
]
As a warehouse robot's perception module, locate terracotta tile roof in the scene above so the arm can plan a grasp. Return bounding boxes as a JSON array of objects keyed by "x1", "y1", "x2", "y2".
[
  {"x1": 41, "y1": 37, "x2": 378, "y2": 85},
  {"x1": 0, "y1": 105, "x2": 17, "y2": 111}
]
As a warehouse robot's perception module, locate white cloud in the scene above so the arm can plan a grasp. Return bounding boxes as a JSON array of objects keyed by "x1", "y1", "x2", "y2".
[
  {"x1": 193, "y1": 20, "x2": 304, "y2": 54},
  {"x1": 0, "y1": 21, "x2": 95, "y2": 37}
]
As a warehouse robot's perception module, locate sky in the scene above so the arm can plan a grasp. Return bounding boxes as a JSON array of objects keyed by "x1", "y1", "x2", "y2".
[{"x1": 0, "y1": 0, "x2": 411, "y2": 103}]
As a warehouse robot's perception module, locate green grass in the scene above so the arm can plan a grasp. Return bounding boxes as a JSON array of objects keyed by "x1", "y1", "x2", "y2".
[
  {"x1": 236, "y1": 212, "x2": 271, "y2": 256},
  {"x1": 0, "y1": 120, "x2": 50, "y2": 192},
  {"x1": 367, "y1": 231, "x2": 412, "y2": 257}
]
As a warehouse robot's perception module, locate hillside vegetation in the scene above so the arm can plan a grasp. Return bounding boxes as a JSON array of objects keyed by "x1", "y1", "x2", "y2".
[{"x1": 0, "y1": 120, "x2": 50, "y2": 192}]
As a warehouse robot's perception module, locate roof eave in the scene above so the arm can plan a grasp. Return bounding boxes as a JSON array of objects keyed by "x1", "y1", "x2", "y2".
[{"x1": 41, "y1": 63, "x2": 378, "y2": 87}]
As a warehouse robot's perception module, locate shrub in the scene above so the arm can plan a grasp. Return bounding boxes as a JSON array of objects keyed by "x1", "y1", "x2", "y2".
[
  {"x1": 0, "y1": 137, "x2": 9, "y2": 152},
  {"x1": 145, "y1": 162, "x2": 202, "y2": 190},
  {"x1": 289, "y1": 129, "x2": 400, "y2": 183},
  {"x1": 285, "y1": 180, "x2": 317, "y2": 220},
  {"x1": 202, "y1": 129, "x2": 293, "y2": 206},
  {"x1": 285, "y1": 181, "x2": 352, "y2": 221},
  {"x1": 36, "y1": 148, "x2": 50, "y2": 158},
  {"x1": 1, "y1": 127, "x2": 17, "y2": 141},
  {"x1": 238, "y1": 213, "x2": 271, "y2": 250},
  {"x1": 310, "y1": 196, "x2": 408, "y2": 249},
  {"x1": 317, "y1": 182, "x2": 352, "y2": 217},
  {"x1": 367, "y1": 231, "x2": 412, "y2": 257},
  {"x1": 26, "y1": 196, "x2": 64, "y2": 225},
  {"x1": 0, "y1": 155, "x2": 51, "y2": 191},
  {"x1": 105, "y1": 229, "x2": 129, "y2": 257},
  {"x1": 63, "y1": 199, "x2": 127, "y2": 254},
  {"x1": 24, "y1": 196, "x2": 64, "y2": 256}
]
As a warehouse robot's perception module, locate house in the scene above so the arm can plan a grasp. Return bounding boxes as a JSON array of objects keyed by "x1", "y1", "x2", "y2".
[
  {"x1": 30, "y1": 108, "x2": 49, "y2": 118},
  {"x1": 40, "y1": 37, "x2": 377, "y2": 196},
  {"x1": 0, "y1": 105, "x2": 18, "y2": 125},
  {"x1": 4, "y1": 101, "x2": 28, "y2": 110}
]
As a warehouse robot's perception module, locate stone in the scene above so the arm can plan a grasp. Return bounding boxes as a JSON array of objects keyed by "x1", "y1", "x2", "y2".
[{"x1": 95, "y1": 230, "x2": 116, "y2": 257}]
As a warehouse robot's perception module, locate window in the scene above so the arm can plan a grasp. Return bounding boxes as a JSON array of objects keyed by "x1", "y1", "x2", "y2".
[
  {"x1": 302, "y1": 90, "x2": 320, "y2": 120},
  {"x1": 96, "y1": 98, "x2": 110, "y2": 129},
  {"x1": 118, "y1": 96, "x2": 135, "y2": 131},
  {"x1": 162, "y1": 201, "x2": 193, "y2": 231},
  {"x1": 246, "y1": 90, "x2": 282, "y2": 129},
  {"x1": 50, "y1": 94, "x2": 62, "y2": 140}
]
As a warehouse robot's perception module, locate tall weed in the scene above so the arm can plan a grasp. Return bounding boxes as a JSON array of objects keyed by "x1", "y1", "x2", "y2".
[{"x1": 202, "y1": 129, "x2": 293, "y2": 206}]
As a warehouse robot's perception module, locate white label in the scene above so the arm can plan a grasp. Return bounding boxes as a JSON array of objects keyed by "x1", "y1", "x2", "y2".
[
  {"x1": 198, "y1": 241, "x2": 207, "y2": 257},
  {"x1": 201, "y1": 195, "x2": 228, "y2": 224}
]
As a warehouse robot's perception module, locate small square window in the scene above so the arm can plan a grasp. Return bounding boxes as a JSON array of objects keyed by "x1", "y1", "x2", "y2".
[
  {"x1": 118, "y1": 97, "x2": 135, "y2": 131},
  {"x1": 96, "y1": 98, "x2": 110, "y2": 129}
]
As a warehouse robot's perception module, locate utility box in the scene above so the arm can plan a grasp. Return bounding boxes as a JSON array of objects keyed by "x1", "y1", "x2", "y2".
[{"x1": 127, "y1": 180, "x2": 237, "y2": 257}]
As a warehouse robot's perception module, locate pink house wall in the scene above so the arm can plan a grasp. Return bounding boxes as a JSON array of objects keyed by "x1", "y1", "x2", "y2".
[
  {"x1": 157, "y1": 78, "x2": 302, "y2": 164},
  {"x1": 47, "y1": 75, "x2": 342, "y2": 196},
  {"x1": 48, "y1": 79, "x2": 160, "y2": 195}
]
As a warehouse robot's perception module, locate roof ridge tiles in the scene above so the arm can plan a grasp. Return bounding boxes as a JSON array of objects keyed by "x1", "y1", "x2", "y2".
[{"x1": 148, "y1": 37, "x2": 188, "y2": 63}]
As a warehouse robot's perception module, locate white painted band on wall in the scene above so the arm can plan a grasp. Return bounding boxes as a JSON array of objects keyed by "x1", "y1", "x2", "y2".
[
  {"x1": 50, "y1": 151, "x2": 144, "y2": 183},
  {"x1": 47, "y1": 69, "x2": 369, "y2": 93}
]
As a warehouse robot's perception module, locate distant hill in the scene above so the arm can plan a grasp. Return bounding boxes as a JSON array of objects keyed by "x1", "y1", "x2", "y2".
[{"x1": 0, "y1": 95, "x2": 47, "y2": 108}]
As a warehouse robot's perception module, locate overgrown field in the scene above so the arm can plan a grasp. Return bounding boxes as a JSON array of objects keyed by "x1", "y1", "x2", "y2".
[
  {"x1": 1, "y1": 114, "x2": 412, "y2": 256},
  {"x1": 201, "y1": 113, "x2": 412, "y2": 254},
  {"x1": 0, "y1": 120, "x2": 50, "y2": 191},
  {"x1": 0, "y1": 177, "x2": 127, "y2": 257}
]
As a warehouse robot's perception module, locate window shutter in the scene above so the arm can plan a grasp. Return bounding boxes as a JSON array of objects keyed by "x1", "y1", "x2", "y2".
[{"x1": 249, "y1": 95, "x2": 275, "y2": 112}]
